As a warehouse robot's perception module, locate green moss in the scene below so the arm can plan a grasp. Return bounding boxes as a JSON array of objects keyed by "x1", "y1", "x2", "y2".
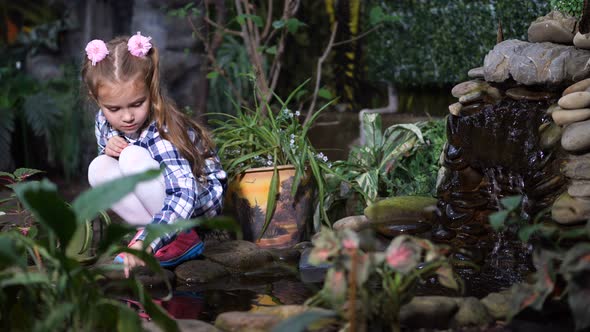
[{"x1": 364, "y1": 195, "x2": 438, "y2": 223}]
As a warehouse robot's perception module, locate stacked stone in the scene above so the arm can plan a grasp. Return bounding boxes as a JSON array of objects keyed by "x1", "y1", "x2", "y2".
[
  {"x1": 438, "y1": 9, "x2": 590, "y2": 231},
  {"x1": 551, "y1": 80, "x2": 590, "y2": 225}
]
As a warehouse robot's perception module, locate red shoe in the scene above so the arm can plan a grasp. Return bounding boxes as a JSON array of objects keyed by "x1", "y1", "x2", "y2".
[{"x1": 154, "y1": 228, "x2": 204, "y2": 268}]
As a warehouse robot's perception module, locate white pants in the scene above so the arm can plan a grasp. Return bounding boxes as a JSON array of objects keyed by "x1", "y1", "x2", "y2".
[{"x1": 88, "y1": 145, "x2": 166, "y2": 226}]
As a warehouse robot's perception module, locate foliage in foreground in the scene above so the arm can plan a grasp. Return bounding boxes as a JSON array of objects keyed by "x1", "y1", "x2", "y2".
[
  {"x1": 0, "y1": 168, "x2": 238, "y2": 331},
  {"x1": 489, "y1": 195, "x2": 590, "y2": 331},
  {"x1": 305, "y1": 228, "x2": 460, "y2": 331}
]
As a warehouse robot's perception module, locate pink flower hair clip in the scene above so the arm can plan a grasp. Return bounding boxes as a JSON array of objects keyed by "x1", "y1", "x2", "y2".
[
  {"x1": 128, "y1": 32, "x2": 152, "y2": 57},
  {"x1": 85, "y1": 39, "x2": 109, "y2": 66}
]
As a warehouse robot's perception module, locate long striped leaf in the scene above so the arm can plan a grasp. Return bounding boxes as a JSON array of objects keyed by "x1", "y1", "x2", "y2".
[{"x1": 259, "y1": 154, "x2": 280, "y2": 239}]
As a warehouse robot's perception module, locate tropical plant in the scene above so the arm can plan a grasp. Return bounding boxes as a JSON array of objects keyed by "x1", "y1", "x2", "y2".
[
  {"x1": 0, "y1": 168, "x2": 240, "y2": 331},
  {"x1": 305, "y1": 228, "x2": 460, "y2": 332},
  {"x1": 324, "y1": 113, "x2": 445, "y2": 219},
  {"x1": 0, "y1": 168, "x2": 43, "y2": 231},
  {"x1": 488, "y1": 195, "x2": 590, "y2": 331},
  {"x1": 211, "y1": 81, "x2": 335, "y2": 232}
]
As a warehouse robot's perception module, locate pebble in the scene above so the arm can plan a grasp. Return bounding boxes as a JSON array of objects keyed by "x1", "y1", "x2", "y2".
[
  {"x1": 451, "y1": 80, "x2": 486, "y2": 98},
  {"x1": 449, "y1": 102, "x2": 462, "y2": 116},
  {"x1": 558, "y1": 91, "x2": 590, "y2": 109},
  {"x1": 562, "y1": 77, "x2": 590, "y2": 96},
  {"x1": 574, "y1": 31, "x2": 590, "y2": 49},
  {"x1": 551, "y1": 108, "x2": 590, "y2": 126},
  {"x1": 467, "y1": 67, "x2": 484, "y2": 79},
  {"x1": 459, "y1": 91, "x2": 484, "y2": 104},
  {"x1": 561, "y1": 118, "x2": 590, "y2": 151}
]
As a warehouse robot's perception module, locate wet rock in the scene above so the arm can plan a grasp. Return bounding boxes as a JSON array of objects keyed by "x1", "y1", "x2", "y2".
[
  {"x1": 458, "y1": 223, "x2": 486, "y2": 236},
  {"x1": 204, "y1": 240, "x2": 274, "y2": 272},
  {"x1": 539, "y1": 122, "x2": 562, "y2": 149},
  {"x1": 364, "y1": 196, "x2": 437, "y2": 224},
  {"x1": 436, "y1": 166, "x2": 450, "y2": 191},
  {"x1": 267, "y1": 247, "x2": 301, "y2": 264},
  {"x1": 459, "y1": 91, "x2": 484, "y2": 104},
  {"x1": 175, "y1": 259, "x2": 229, "y2": 284},
  {"x1": 446, "y1": 144, "x2": 462, "y2": 160},
  {"x1": 563, "y1": 153, "x2": 590, "y2": 179},
  {"x1": 484, "y1": 39, "x2": 590, "y2": 85},
  {"x1": 561, "y1": 119, "x2": 590, "y2": 152},
  {"x1": 375, "y1": 222, "x2": 431, "y2": 238},
  {"x1": 532, "y1": 175, "x2": 565, "y2": 197},
  {"x1": 299, "y1": 247, "x2": 330, "y2": 283},
  {"x1": 215, "y1": 311, "x2": 282, "y2": 331},
  {"x1": 252, "y1": 305, "x2": 331, "y2": 320},
  {"x1": 563, "y1": 77, "x2": 590, "y2": 96},
  {"x1": 468, "y1": 67, "x2": 484, "y2": 79},
  {"x1": 552, "y1": 192, "x2": 590, "y2": 224},
  {"x1": 527, "y1": 10, "x2": 576, "y2": 44},
  {"x1": 481, "y1": 291, "x2": 511, "y2": 320},
  {"x1": 449, "y1": 102, "x2": 462, "y2": 116},
  {"x1": 333, "y1": 215, "x2": 370, "y2": 232},
  {"x1": 432, "y1": 225, "x2": 456, "y2": 241},
  {"x1": 460, "y1": 103, "x2": 485, "y2": 116},
  {"x1": 574, "y1": 32, "x2": 590, "y2": 49},
  {"x1": 568, "y1": 180, "x2": 590, "y2": 197},
  {"x1": 450, "y1": 297, "x2": 493, "y2": 328},
  {"x1": 546, "y1": 104, "x2": 562, "y2": 115},
  {"x1": 558, "y1": 91, "x2": 590, "y2": 109},
  {"x1": 143, "y1": 319, "x2": 220, "y2": 332},
  {"x1": 551, "y1": 108, "x2": 590, "y2": 126},
  {"x1": 457, "y1": 167, "x2": 484, "y2": 191},
  {"x1": 506, "y1": 87, "x2": 556, "y2": 101},
  {"x1": 293, "y1": 241, "x2": 312, "y2": 250},
  {"x1": 452, "y1": 80, "x2": 487, "y2": 98},
  {"x1": 399, "y1": 296, "x2": 460, "y2": 329}
]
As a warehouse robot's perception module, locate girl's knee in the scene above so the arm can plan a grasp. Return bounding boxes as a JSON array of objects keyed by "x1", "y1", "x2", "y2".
[
  {"x1": 119, "y1": 145, "x2": 159, "y2": 174},
  {"x1": 88, "y1": 155, "x2": 120, "y2": 187}
]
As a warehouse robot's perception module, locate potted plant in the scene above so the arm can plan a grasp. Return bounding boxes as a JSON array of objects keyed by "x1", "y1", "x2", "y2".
[{"x1": 211, "y1": 81, "x2": 334, "y2": 248}]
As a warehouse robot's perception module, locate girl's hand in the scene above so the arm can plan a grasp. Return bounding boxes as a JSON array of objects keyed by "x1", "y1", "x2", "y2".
[
  {"x1": 122, "y1": 240, "x2": 152, "y2": 278},
  {"x1": 105, "y1": 136, "x2": 128, "y2": 157}
]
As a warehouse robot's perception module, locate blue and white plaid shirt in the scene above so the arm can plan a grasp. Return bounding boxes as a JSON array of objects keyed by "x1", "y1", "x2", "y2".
[{"x1": 95, "y1": 110, "x2": 226, "y2": 252}]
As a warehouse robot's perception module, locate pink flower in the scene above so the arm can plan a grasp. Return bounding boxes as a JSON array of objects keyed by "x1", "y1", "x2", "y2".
[
  {"x1": 385, "y1": 236, "x2": 419, "y2": 274},
  {"x1": 127, "y1": 32, "x2": 152, "y2": 57},
  {"x1": 85, "y1": 40, "x2": 109, "y2": 66},
  {"x1": 342, "y1": 238, "x2": 358, "y2": 250},
  {"x1": 386, "y1": 245, "x2": 412, "y2": 268}
]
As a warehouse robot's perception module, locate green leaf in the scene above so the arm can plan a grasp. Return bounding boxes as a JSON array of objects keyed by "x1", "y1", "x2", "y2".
[
  {"x1": 0, "y1": 272, "x2": 51, "y2": 287},
  {"x1": 0, "y1": 171, "x2": 16, "y2": 180},
  {"x1": 237, "y1": 14, "x2": 263, "y2": 27},
  {"x1": 285, "y1": 18, "x2": 306, "y2": 33},
  {"x1": 355, "y1": 170, "x2": 379, "y2": 204},
  {"x1": 0, "y1": 236, "x2": 26, "y2": 268},
  {"x1": 362, "y1": 112, "x2": 383, "y2": 150},
  {"x1": 518, "y1": 224, "x2": 542, "y2": 243},
  {"x1": 265, "y1": 45, "x2": 277, "y2": 55},
  {"x1": 436, "y1": 265, "x2": 459, "y2": 290},
  {"x1": 318, "y1": 88, "x2": 333, "y2": 100},
  {"x1": 206, "y1": 71, "x2": 220, "y2": 79},
  {"x1": 272, "y1": 20, "x2": 285, "y2": 29},
  {"x1": 33, "y1": 304, "x2": 74, "y2": 332},
  {"x1": 14, "y1": 179, "x2": 77, "y2": 250},
  {"x1": 97, "y1": 223, "x2": 135, "y2": 254},
  {"x1": 260, "y1": 162, "x2": 280, "y2": 239},
  {"x1": 72, "y1": 168, "x2": 162, "y2": 223},
  {"x1": 13, "y1": 168, "x2": 44, "y2": 180},
  {"x1": 489, "y1": 210, "x2": 509, "y2": 231},
  {"x1": 500, "y1": 195, "x2": 522, "y2": 211},
  {"x1": 271, "y1": 310, "x2": 337, "y2": 332},
  {"x1": 369, "y1": 6, "x2": 385, "y2": 26},
  {"x1": 116, "y1": 305, "x2": 142, "y2": 332}
]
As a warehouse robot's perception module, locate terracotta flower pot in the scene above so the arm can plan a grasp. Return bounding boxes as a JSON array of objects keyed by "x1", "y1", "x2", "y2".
[{"x1": 226, "y1": 165, "x2": 314, "y2": 248}]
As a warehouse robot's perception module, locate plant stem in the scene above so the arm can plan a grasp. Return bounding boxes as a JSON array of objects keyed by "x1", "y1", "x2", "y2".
[
  {"x1": 348, "y1": 249, "x2": 358, "y2": 331},
  {"x1": 305, "y1": 22, "x2": 338, "y2": 125}
]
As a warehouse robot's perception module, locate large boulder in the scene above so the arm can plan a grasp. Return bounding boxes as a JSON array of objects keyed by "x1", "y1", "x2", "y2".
[{"x1": 483, "y1": 39, "x2": 590, "y2": 85}]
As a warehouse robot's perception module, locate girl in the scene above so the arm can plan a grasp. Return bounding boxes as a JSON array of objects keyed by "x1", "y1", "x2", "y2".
[{"x1": 83, "y1": 32, "x2": 226, "y2": 276}]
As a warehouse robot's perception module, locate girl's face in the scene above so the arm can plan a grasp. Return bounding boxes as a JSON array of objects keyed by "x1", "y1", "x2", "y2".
[{"x1": 97, "y1": 80, "x2": 150, "y2": 135}]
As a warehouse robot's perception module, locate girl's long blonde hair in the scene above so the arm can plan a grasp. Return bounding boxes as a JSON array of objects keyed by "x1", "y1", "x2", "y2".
[{"x1": 82, "y1": 36, "x2": 214, "y2": 177}]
